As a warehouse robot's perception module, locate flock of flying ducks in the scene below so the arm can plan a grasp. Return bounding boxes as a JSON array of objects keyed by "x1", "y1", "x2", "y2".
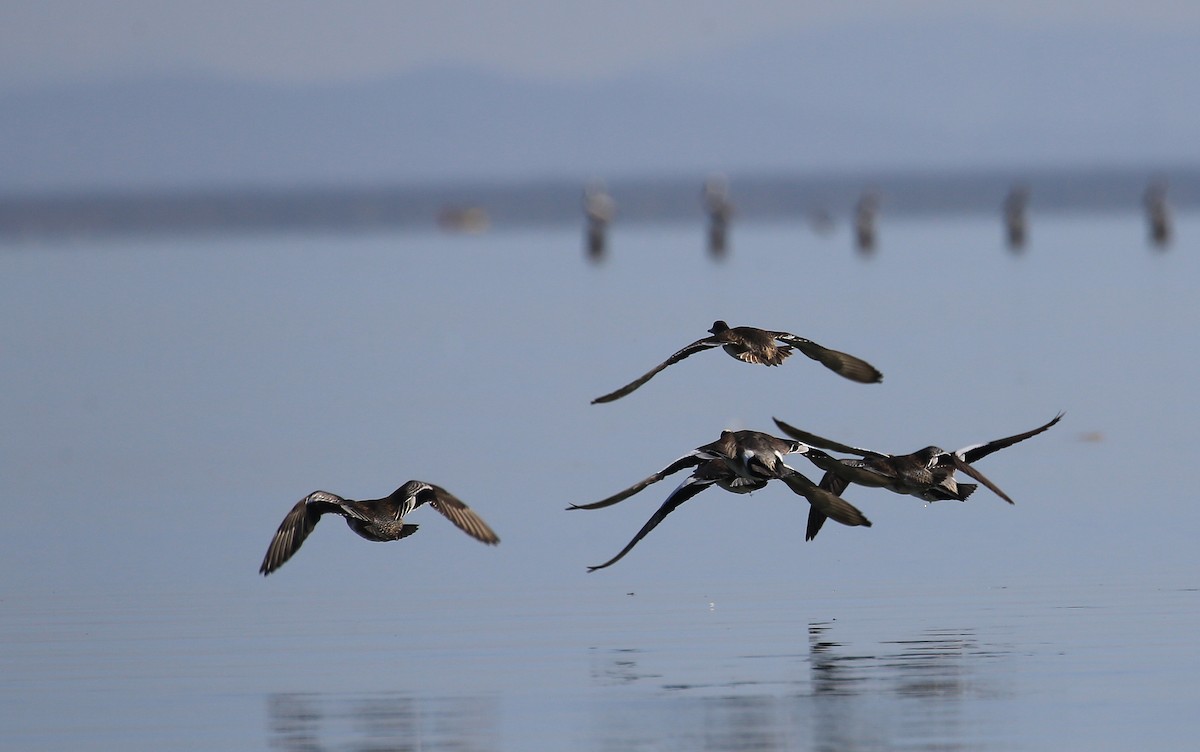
[{"x1": 259, "y1": 320, "x2": 1060, "y2": 576}]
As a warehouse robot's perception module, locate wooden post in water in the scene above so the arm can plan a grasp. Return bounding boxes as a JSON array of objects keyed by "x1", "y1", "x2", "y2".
[
  {"x1": 1143, "y1": 180, "x2": 1171, "y2": 250},
  {"x1": 703, "y1": 174, "x2": 733, "y2": 260},
  {"x1": 854, "y1": 190, "x2": 879, "y2": 256},
  {"x1": 583, "y1": 182, "x2": 615, "y2": 263},
  {"x1": 1004, "y1": 184, "x2": 1030, "y2": 253}
]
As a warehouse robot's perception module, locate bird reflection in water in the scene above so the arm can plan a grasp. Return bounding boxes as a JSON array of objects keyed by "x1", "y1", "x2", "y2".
[
  {"x1": 807, "y1": 621, "x2": 1006, "y2": 699},
  {"x1": 806, "y1": 621, "x2": 1014, "y2": 750},
  {"x1": 586, "y1": 623, "x2": 1012, "y2": 750},
  {"x1": 267, "y1": 692, "x2": 497, "y2": 751}
]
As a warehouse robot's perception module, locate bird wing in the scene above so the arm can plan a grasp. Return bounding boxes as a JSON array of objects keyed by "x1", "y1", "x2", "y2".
[
  {"x1": 568, "y1": 453, "x2": 703, "y2": 510},
  {"x1": 780, "y1": 470, "x2": 872, "y2": 532},
  {"x1": 586, "y1": 473, "x2": 716, "y2": 571},
  {"x1": 805, "y1": 470, "x2": 855, "y2": 541},
  {"x1": 259, "y1": 491, "x2": 349, "y2": 576},
  {"x1": 773, "y1": 417, "x2": 885, "y2": 457},
  {"x1": 947, "y1": 454, "x2": 1016, "y2": 505},
  {"x1": 770, "y1": 332, "x2": 883, "y2": 384},
  {"x1": 425, "y1": 484, "x2": 501, "y2": 544},
  {"x1": 819, "y1": 470, "x2": 852, "y2": 498},
  {"x1": 958, "y1": 412, "x2": 1064, "y2": 464},
  {"x1": 591, "y1": 337, "x2": 717, "y2": 403}
]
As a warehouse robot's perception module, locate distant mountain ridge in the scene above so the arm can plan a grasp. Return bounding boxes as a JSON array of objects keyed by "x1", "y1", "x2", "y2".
[{"x1": 1, "y1": 18, "x2": 1198, "y2": 194}]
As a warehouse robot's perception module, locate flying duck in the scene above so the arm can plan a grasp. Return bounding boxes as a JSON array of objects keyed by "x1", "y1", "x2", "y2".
[
  {"x1": 570, "y1": 430, "x2": 872, "y2": 570},
  {"x1": 567, "y1": 429, "x2": 804, "y2": 511},
  {"x1": 259, "y1": 480, "x2": 499, "y2": 575},
  {"x1": 591, "y1": 321, "x2": 882, "y2": 404},
  {"x1": 772, "y1": 413, "x2": 1063, "y2": 540}
]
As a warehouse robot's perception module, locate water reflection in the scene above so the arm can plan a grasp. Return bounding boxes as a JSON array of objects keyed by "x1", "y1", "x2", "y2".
[
  {"x1": 589, "y1": 647, "x2": 662, "y2": 686},
  {"x1": 267, "y1": 693, "x2": 497, "y2": 752},
  {"x1": 807, "y1": 621, "x2": 1012, "y2": 751},
  {"x1": 588, "y1": 621, "x2": 1011, "y2": 750},
  {"x1": 808, "y1": 622, "x2": 1009, "y2": 699}
]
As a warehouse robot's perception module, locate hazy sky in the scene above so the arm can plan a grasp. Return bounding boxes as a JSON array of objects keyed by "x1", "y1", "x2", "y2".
[{"x1": 3, "y1": 0, "x2": 1200, "y2": 86}]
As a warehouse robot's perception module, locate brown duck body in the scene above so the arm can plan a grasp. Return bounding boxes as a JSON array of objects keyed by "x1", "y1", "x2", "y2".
[{"x1": 712, "y1": 322, "x2": 792, "y2": 366}]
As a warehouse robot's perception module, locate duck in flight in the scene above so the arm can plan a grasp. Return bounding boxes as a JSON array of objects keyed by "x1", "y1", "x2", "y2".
[
  {"x1": 259, "y1": 480, "x2": 500, "y2": 575},
  {"x1": 570, "y1": 430, "x2": 872, "y2": 570},
  {"x1": 772, "y1": 413, "x2": 1063, "y2": 540},
  {"x1": 568, "y1": 429, "x2": 800, "y2": 510},
  {"x1": 591, "y1": 321, "x2": 883, "y2": 404}
]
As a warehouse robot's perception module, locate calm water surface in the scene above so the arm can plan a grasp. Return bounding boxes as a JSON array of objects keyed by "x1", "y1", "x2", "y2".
[{"x1": 2, "y1": 213, "x2": 1198, "y2": 749}]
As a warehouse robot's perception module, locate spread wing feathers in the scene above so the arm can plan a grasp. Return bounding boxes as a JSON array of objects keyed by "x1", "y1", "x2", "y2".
[
  {"x1": 947, "y1": 454, "x2": 1015, "y2": 505},
  {"x1": 259, "y1": 491, "x2": 355, "y2": 576},
  {"x1": 424, "y1": 485, "x2": 500, "y2": 544},
  {"x1": 772, "y1": 417, "x2": 884, "y2": 457},
  {"x1": 586, "y1": 474, "x2": 716, "y2": 572},
  {"x1": 771, "y1": 333, "x2": 883, "y2": 384},
  {"x1": 568, "y1": 454, "x2": 703, "y2": 510},
  {"x1": 780, "y1": 470, "x2": 872, "y2": 531},
  {"x1": 730, "y1": 344, "x2": 791, "y2": 365},
  {"x1": 957, "y1": 412, "x2": 1064, "y2": 464},
  {"x1": 591, "y1": 338, "x2": 717, "y2": 403},
  {"x1": 805, "y1": 505, "x2": 829, "y2": 542},
  {"x1": 805, "y1": 471, "x2": 854, "y2": 542},
  {"x1": 819, "y1": 471, "x2": 852, "y2": 498}
]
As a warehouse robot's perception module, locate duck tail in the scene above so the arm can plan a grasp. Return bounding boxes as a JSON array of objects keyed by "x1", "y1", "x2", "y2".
[{"x1": 769, "y1": 345, "x2": 793, "y2": 366}]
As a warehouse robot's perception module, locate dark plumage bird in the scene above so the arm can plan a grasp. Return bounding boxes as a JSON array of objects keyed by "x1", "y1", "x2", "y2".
[
  {"x1": 591, "y1": 321, "x2": 882, "y2": 404},
  {"x1": 570, "y1": 430, "x2": 872, "y2": 570},
  {"x1": 259, "y1": 480, "x2": 499, "y2": 575},
  {"x1": 569, "y1": 429, "x2": 795, "y2": 510},
  {"x1": 773, "y1": 413, "x2": 1063, "y2": 540}
]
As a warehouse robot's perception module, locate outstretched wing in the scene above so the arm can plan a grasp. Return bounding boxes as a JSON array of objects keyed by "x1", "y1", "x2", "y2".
[
  {"x1": 958, "y1": 412, "x2": 1064, "y2": 464},
  {"x1": 424, "y1": 484, "x2": 501, "y2": 544},
  {"x1": 947, "y1": 454, "x2": 1016, "y2": 505},
  {"x1": 569, "y1": 454, "x2": 703, "y2": 510},
  {"x1": 587, "y1": 474, "x2": 715, "y2": 571},
  {"x1": 771, "y1": 332, "x2": 883, "y2": 384},
  {"x1": 259, "y1": 491, "x2": 349, "y2": 576},
  {"x1": 780, "y1": 470, "x2": 872, "y2": 532},
  {"x1": 773, "y1": 417, "x2": 885, "y2": 457},
  {"x1": 804, "y1": 470, "x2": 855, "y2": 541},
  {"x1": 591, "y1": 337, "x2": 717, "y2": 404}
]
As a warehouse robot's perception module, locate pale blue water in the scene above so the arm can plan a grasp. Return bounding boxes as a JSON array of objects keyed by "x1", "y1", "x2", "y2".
[{"x1": 2, "y1": 213, "x2": 1198, "y2": 750}]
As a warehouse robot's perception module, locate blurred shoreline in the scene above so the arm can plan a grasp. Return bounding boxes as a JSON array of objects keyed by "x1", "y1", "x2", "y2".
[{"x1": 2, "y1": 165, "x2": 1196, "y2": 239}]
